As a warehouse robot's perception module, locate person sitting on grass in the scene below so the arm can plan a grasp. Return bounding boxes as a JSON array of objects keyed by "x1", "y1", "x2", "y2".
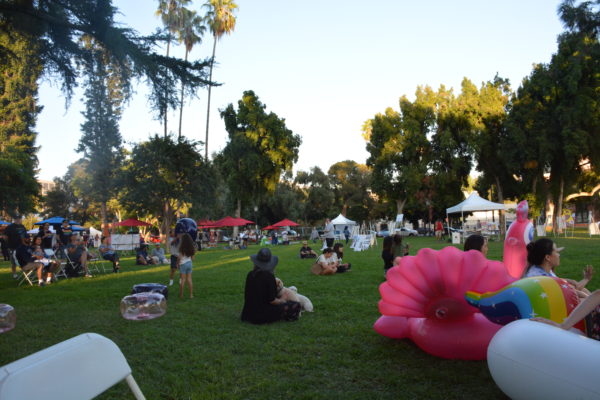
[
  {"x1": 463, "y1": 234, "x2": 488, "y2": 257},
  {"x1": 333, "y1": 243, "x2": 351, "y2": 272},
  {"x1": 241, "y1": 248, "x2": 301, "y2": 324},
  {"x1": 15, "y1": 235, "x2": 47, "y2": 286},
  {"x1": 299, "y1": 241, "x2": 317, "y2": 259},
  {"x1": 316, "y1": 247, "x2": 339, "y2": 275},
  {"x1": 532, "y1": 288, "x2": 600, "y2": 341},
  {"x1": 99, "y1": 236, "x2": 120, "y2": 273},
  {"x1": 66, "y1": 235, "x2": 92, "y2": 277},
  {"x1": 523, "y1": 238, "x2": 593, "y2": 298},
  {"x1": 151, "y1": 243, "x2": 168, "y2": 264},
  {"x1": 136, "y1": 243, "x2": 156, "y2": 265}
]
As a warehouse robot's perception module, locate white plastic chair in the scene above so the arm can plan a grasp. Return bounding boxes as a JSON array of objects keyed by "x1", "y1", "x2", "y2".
[{"x1": 0, "y1": 332, "x2": 145, "y2": 400}]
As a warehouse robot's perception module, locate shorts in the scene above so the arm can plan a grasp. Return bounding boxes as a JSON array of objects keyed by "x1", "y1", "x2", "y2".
[
  {"x1": 179, "y1": 261, "x2": 192, "y2": 274},
  {"x1": 170, "y1": 254, "x2": 178, "y2": 270}
]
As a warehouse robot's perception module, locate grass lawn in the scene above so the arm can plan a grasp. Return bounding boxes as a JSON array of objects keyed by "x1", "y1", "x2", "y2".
[{"x1": 1, "y1": 234, "x2": 599, "y2": 399}]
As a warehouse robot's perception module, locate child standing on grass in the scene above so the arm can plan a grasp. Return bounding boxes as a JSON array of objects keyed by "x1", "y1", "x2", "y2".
[{"x1": 178, "y1": 233, "x2": 196, "y2": 299}]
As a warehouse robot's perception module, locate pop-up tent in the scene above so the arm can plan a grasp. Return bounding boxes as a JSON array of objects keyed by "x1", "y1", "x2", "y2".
[
  {"x1": 446, "y1": 192, "x2": 506, "y2": 239},
  {"x1": 331, "y1": 214, "x2": 358, "y2": 240}
]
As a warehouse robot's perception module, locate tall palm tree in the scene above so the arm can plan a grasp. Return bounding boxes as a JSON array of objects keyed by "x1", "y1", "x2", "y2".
[
  {"x1": 203, "y1": 0, "x2": 238, "y2": 160},
  {"x1": 155, "y1": 0, "x2": 191, "y2": 137},
  {"x1": 177, "y1": 9, "x2": 206, "y2": 140}
]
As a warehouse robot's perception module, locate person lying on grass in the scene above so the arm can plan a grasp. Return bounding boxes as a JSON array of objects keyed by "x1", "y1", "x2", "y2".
[{"x1": 241, "y1": 248, "x2": 301, "y2": 324}]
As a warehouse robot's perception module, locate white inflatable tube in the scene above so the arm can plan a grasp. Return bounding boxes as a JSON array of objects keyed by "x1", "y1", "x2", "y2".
[{"x1": 487, "y1": 319, "x2": 600, "y2": 400}]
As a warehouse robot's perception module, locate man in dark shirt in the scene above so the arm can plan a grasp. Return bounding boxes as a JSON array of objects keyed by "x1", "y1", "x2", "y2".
[
  {"x1": 57, "y1": 220, "x2": 73, "y2": 248},
  {"x1": 5, "y1": 216, "x2": 27, "y2": 279},
  {"x1": 15, "y1": 234, "x2": 45, "y2": 286}
]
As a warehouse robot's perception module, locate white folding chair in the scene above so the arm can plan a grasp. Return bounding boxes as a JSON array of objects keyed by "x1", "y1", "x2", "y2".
[
  {"x1": 13, "y1": 251, "x2": 38, "y2": 287},
  {"x1": 0, "y1": 332, "x2": 146, "y2": 400},
  {"x1": 86, "y1": 248, "x2": 105, "y2": 274},
  {"x1": 44, "y1": 249, "x2": 68, "y2": 280},
  {"x1": 63, "y1": 248, "x2": 84, "y2": 277}
]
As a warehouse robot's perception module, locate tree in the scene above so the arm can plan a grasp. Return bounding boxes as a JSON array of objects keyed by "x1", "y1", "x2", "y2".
[
  {"x1": 203, "y1": 0, "x2": 238, "y2": 160},
  {"x1": 328, "y1": 160, "x2": 372, "y2": 221},
  {"x1": 0, "y1": 29, "x2": 42, "y2": 216},
  {"x1": 218, "y1": 90, "x2": 301, "y2": 228},
  {"x1": 76, "y1": 38, "x2": 126, "y2": 229},
  {"x1": 0, "y1": 0, "x2": 211, "y2": 119},
  {"x1": 176, "y1": 8, "x2": 206, "y2": 140},
  {"x1": 120, "y1": 135, "x2": 206, "y2": 237},
  {"x1": 294, "y1": 167, "x2": 336, "y2": 224},
  {"x1": 155, "y1": 0, "x2": 192, "y2": 137}
]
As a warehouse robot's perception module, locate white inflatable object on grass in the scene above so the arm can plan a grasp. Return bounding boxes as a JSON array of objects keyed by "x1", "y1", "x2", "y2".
[{"x1": 487, "y1": 319, "x2": 600, "y2": 400}]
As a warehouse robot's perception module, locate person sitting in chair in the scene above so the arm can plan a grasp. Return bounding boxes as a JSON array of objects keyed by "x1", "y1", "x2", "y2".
[
  {"x1": 31, "y1": 236, "x2": 59, "y2": 284},
  {"x1": 15, "y1": 235, "x2": 47, "y2": 286},
  {"x1": 99, "y1": 236, "x2": 120, "y2": 273},
  {"x1": 66, "y1": 235, "x2": 92, "y2": 277},
  {"x1": 299, "y1": 241, "x2": 317, "y2": 258}
]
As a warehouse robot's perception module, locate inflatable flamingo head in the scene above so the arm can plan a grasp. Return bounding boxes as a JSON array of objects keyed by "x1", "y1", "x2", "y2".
[{"x1": 503, "y1": 200, "x2": 534, "y2": 278}]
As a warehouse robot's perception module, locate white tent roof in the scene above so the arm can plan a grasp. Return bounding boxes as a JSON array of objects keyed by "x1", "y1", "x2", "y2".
[
  {"x1": 331, "y1": 214, "x2": 356, "y2": 226},
  {"x1": 446, "y1": 192, "x2": 506, "y2": 214}
]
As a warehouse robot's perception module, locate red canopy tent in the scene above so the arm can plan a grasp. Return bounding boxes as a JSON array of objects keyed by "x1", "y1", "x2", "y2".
[
  {"x1": 197, "y1": 219, "x2": 217, "y2": 228},
  {"x1": 262, "y1": 225, "x2": 277, "y2": 230},
  {"x1": 271, "y1": 219, "x2": 299, "y2": 227},
  {"x1": 213, "y1": 216, "x2": 255, "y2": 227},
  {"x1": 112, "y1": 218, "x2": 152, "y2": 227}
]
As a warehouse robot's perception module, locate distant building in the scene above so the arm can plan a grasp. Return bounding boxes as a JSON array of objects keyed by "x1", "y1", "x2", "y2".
[{"x1": 38, "y1": 179, "x2": 56, "y2": 196}]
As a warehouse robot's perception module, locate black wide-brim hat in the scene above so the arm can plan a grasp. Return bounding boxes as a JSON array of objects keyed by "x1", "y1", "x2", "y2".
[{"x1": 250, "y1": 248, "x2": 278, "y2": 273}]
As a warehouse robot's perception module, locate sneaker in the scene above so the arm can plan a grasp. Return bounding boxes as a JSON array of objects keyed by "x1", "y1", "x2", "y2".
[
  {"x1": 38, "y1": 281, "x2": 46, "y2": 287},
  {"x1": 12, "y1": 274, "x2": 18, "y2": 279},
  {"x1": 84, "y1": 273, "x2": 93, "y2": 278}
]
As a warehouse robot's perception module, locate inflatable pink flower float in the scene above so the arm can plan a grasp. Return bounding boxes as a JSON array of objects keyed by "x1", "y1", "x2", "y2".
[{"x1": 374, "y1": 201, "x2": 533, "y2": 360}]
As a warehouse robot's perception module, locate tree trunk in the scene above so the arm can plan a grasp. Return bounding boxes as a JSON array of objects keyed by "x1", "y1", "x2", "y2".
[
  {"x1": 162, "y1": 200, "x2": 173, "y2": 243},
  {"x1": 395, "y1": 199, "x2": 406, "y2": 217},
  {"x1": 495, "y1": 176, "x2": 506, "y2": 235},
  {"x1": 204, "y1": 36, "x2": 217, "y2": 161},
  {"x1": 341, "y1": 203, "x2": 348, "y2": 216},
  {"x1": 100, "y1": 201, "x2": 108, "y2": 236},
  {"x1": 233, "y1": 198, "x2": 241, "y2": 238},
  {"x1": 178, "y1": 49, "x2": 188, "y2": 141},
  {"x1": 553, "y1": 177, "x2": 565, "y2": 234},
  {"x1": 164, "y1": 38, "x2": 171, "y2": 138}
]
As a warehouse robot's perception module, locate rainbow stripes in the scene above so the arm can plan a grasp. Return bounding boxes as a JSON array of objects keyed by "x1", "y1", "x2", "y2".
[{"x1": 465, "y1": 277, "x2": 571, "y2": 325}]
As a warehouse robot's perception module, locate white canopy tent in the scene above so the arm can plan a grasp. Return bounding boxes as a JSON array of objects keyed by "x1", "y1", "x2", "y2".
[
  {"x1": 331, "y1": 214, "x2": 358, "y2": 241},
  {"x1": 446, "y1": 192, "x2": 506, "y2": 241}
]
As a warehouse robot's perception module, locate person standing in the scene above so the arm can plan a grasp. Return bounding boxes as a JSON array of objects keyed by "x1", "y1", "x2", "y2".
[
  {"x1": 343, "y1": 226, "x2": 350, "y2": 244},
  {"x1": 36, "y1": 222, "x2": 54, "y2": 250},
  {"x1": 178, "y1": 233, "x2": 196, "y2": 299},
  {"x1": 5, "y1": 215, "x2": 27, "y2": 279},
  {"x1": 168, "y1": 230, "x2": 179, "y2": 286},
  {"x1": 309, "y1": 227, "x2": 319, "y2": 244},
  {"x1": 323, "y1": 218, "x2": 335, "y2": 248},
  {"x1": 435, "y1": 220, "x2": 444, "y2": 241}
]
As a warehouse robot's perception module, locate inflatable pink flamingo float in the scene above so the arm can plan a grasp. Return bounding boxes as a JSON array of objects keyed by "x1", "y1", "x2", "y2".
[{"x1": 374, "y1": 200, "x2": 534, "y2": 360}]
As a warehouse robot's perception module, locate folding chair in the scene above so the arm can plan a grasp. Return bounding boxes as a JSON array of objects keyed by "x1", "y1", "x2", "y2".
[
  {"x1": 12, "y1": 251, "x2": 38, "y2": 287},
  {"x1": 44, "y1": 248, "x2": 68, "y2": 280},
  {"x1": 0, "y1": 332, "x2": 146, "y2": 400},
  {"x1": 63, "y1": 248, "x2": 84, "y2": 277},
  {"x1": 87, "y1": 248, "x2": 109, "y2": 274}
]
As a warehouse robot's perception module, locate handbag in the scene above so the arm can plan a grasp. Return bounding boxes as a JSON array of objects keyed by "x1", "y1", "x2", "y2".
[{"x1": 310, "y1": 262, "x2": 323, "y2": 275}]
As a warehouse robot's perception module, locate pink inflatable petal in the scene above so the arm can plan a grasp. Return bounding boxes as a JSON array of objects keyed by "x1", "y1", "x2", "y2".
[
  {"x1": 374, "y1": 315, "x2": 409, "y2": 339},
  {"x1": 378, "y1": 300, "x2": 423, "y2": 318},
  {"x1": 413, "y1": 248, "x2": 446, "y2": 295},
  {"x1": 438, "y1": 247, "x2": 466, "y2": 296},
  {"x1": 385, "y1": 268, "x2": 430, "y2": 304},
  {"x1": 395, "y1": 255, "x2": 438, "y2": 299}
]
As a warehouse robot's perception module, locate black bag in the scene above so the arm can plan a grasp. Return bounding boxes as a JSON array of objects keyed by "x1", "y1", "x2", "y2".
[
  {"x1": 65, "y1": 262, "x2": 82, "y2": 277},
  {"x1": 131, "y1": 283, "x2": 169, "y2": 299}
]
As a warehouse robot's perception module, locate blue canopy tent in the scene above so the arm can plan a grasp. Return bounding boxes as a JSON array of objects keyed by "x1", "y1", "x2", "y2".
[
  {"x1": 35, "y1": 217, "x2": 79, "y2": 226},
  {"x1": 0, "y1": 220, "x2": 10, "y2": 225}
]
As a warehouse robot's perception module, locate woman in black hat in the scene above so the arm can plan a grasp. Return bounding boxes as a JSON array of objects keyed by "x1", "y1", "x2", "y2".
[{"x1": 241, "y1": 248, "x2": 301, "y2": 324}]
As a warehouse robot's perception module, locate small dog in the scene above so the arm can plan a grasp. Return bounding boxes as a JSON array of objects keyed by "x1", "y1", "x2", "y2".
[{"x1": 275, "y1": 278, "x2": 313, "y2": 312}]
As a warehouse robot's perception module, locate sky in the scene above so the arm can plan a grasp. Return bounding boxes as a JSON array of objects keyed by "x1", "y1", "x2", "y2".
[{"x1": 36, "y1": 0, "x2": 565, "y2": 181}]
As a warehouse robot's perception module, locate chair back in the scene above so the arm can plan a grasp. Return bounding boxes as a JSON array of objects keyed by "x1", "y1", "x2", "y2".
[{"x1": 0, "y1": 333, "x2": 144, "y2": 400}]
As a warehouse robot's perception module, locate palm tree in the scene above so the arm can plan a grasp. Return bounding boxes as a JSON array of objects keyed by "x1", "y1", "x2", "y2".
[
  {"x1": 177, "y1": 9, "x2": 206, "y2": 140},
  {"x1": 203, "y1": 0, "x2": 238, "y2": 160},
  {"x1": 155, "y1": 0, "x2": 191, "y2": 137}
]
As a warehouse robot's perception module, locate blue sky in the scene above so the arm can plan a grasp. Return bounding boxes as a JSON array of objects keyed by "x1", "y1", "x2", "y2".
[{"x1": 36, "y1": 0, "x2": 565, "y2": 181}]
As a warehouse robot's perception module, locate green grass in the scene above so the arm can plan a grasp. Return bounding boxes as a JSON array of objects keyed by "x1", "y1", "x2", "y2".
[{"x1": 0, "y1": 236, "x2": 599, "y2": 399}]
